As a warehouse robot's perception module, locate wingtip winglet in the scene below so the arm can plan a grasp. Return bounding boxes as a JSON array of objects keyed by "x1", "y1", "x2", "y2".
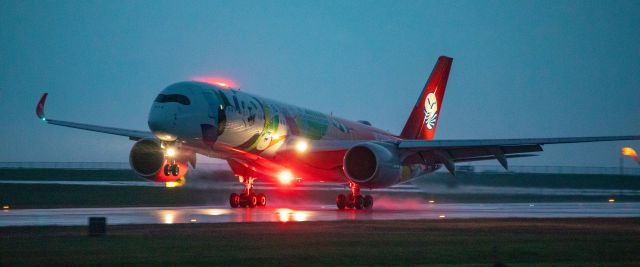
[{"x1": 36, "y1": 93, "x2": 48, "y2": 121}]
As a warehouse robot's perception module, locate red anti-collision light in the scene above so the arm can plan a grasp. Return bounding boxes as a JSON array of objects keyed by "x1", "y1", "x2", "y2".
[{"x1": 191, "y1": 76, "x2": 237, "y2": 89}]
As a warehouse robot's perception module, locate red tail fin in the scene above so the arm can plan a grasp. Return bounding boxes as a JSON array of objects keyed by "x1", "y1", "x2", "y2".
[{"x1": 400, "y1": 56, "x2": 453, "y2": 140}]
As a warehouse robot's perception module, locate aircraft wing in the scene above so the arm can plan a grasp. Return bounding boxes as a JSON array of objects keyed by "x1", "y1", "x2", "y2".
[
  {"x1": 398, "y1": 136, "x2": 640, "y2": 149},
  {"x1": 398, "y1": 135, "x2": 640, "y2": 174},
  {"x1": 36, "y1": 93, "x2": 155, "y2": 141},
  {"x1": 305, "y1": 135, "x2": 640, "y2": 174}
]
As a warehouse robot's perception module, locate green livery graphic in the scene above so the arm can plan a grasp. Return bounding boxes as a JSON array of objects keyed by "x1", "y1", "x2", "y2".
[{"x1": 295, "y1": 109, "x2": 328, "y2": 140}]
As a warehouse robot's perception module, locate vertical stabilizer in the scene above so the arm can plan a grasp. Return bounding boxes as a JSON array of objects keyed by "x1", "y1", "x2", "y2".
[{"x1": 400, "y1": 56, "x2": 452, "y2": 140}]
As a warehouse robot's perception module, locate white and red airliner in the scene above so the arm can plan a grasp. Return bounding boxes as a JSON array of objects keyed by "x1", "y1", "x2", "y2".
[{"x1": 35, "y1": 56, "x2": 639, "y2": 209}]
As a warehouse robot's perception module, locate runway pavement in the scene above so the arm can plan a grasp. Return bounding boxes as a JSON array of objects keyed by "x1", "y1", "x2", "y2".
[
  {"x1": 3, "y1": 180, "x2": 640, "y2": 195},
  {"x1": 1, "y1": 202, "x2": 638, "y2": 227}
]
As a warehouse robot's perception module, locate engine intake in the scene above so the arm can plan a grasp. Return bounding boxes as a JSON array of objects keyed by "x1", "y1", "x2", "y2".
[
  {"x1": 343, "y1": 142, "x2": 401, "y2": 188},
  {"x1": 129, "y1": 139, "x2": 191, "y2": 182}
]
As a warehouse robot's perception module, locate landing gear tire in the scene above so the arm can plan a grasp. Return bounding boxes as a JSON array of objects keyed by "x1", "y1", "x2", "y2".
[
  {"x1": 171, "y1": 165, "x2": 179, "y2": 176},
  {"x1": 354, "y1": 195, "x2": 365, "y2": 210},
  {"x1": 229, "y1": 193, "x2": 240, "y2": 208},
  {"x1": 163, "y1": 164, "x2": 179, "y2": 176},
  {"x1": 337, "y1": 182, "x2": 374, "y2": 210},
  {"x1": 247, "y1": 194, "x2": 258, "y2": 208},
  {"x1": 229, "y1": 176, "x2": 267, "y2": 208},
  {"x1": 239, "y1": 194, "x2": 248, "y2": 208},
  {"x1": 364, "y1": 195, "x2": 373, "y2": 209},
  {"x1": 347, "y1": 194, "x2": 355, "y2": 209},
  {"x1": 163, "y1": 164, "x2": 170, "y2": 176},
  {"x1": 336, "y1": 194, "x2": 347, "y2": 210},
  {"x1": 257, "y1": 193, "x2": 267, "y2": 207}
]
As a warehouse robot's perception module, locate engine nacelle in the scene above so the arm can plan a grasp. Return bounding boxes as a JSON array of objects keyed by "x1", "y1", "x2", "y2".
[
  {"x1": 343, "y1": 142, "x2": 401, "y2": 188},
  {"x1": 129, "y1": 139, "x2": 191, "y2": 182}
]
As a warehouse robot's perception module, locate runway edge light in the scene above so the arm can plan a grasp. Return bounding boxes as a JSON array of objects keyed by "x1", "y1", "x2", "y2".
[{"x1": 621, "y1": 147, "x2": 639, "y2": 164}]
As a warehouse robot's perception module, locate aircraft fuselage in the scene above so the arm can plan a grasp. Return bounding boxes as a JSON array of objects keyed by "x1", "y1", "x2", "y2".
[{"x1": 147, "y1": 81, "x2": 433, "y2": 184}]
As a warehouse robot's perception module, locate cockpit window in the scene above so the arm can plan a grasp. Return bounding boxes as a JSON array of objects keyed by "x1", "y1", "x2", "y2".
[{"x1": 154, "y1": 94, "x2": 191, "y2": 105}]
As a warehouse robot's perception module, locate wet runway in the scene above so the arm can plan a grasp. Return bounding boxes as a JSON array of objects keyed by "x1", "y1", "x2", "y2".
[
  {"x1": 1, "y1": 202, "x2": 639, "y2": 227},
  {"x1": 4, "y1": 180, "x2": 640, "y2": 196}
]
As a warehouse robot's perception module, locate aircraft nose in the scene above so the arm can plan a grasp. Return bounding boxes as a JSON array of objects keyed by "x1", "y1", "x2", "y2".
[{"x1": 148, "y1": 105, "x2": 177, "y2": 141}]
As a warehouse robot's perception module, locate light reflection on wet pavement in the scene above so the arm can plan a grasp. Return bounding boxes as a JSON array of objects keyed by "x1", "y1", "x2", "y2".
[{"x1": 1, "y1": 202, "x2": 638, "y2": 227}]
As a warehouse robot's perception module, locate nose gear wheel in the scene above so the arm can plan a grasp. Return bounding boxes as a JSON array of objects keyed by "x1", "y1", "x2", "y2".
[{"x1": 163, "y1": 160, "x2": 180, "y2": 177}]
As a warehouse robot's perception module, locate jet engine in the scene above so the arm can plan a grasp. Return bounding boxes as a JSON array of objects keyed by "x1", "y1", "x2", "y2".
[
  {"x1": 343, "y1": 142, "x2": 401, "y2": 188},
  {"x1": 128, "y1": 139, "x2": 193, "y2": 182}
]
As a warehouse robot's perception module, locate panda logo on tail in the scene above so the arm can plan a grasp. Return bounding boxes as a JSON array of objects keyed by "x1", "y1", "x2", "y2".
[{"x1": 423, "y1": 92, "x2": 438, "y2": 130}]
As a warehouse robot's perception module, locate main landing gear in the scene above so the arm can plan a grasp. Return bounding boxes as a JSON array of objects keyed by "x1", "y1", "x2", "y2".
[
  {"x1": 229, "y1": 176, "x2": 267, "y2": 208},
  {"x1": 163, "y1": 160, "x2": 180, "y2": 176},
  {"x1": 336, "y1": 181, "x2": 373, "y2": 210}
]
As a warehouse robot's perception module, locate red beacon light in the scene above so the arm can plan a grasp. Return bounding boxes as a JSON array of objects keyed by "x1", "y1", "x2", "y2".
[{"x1": 191, "y1": 76, "x2": 237, "y2": 89}]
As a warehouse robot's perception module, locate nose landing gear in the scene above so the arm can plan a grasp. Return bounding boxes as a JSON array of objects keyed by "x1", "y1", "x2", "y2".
[
  {"x1": 162, "y1": 143, "x2": 180, "y2": 177},
  {"x1": 163, "y1": 160, "x2": 180, "y2": 176},
  {"x1": 229, "y1": 176, "x2": 267, "y2": 208},
  {"x1": 336, "y1": 181, "x2": 373, "y2": 210}
]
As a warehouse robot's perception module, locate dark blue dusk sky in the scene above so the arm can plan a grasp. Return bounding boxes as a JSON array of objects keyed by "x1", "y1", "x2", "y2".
[{"x1": 1, "y1": 0, "x2": 639, "y2": 167}]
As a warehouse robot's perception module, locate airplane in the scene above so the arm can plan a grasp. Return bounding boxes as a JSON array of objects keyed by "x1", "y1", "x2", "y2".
[{"x1": 35, "y1": 56, "x2": 640, "y2": 210}]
